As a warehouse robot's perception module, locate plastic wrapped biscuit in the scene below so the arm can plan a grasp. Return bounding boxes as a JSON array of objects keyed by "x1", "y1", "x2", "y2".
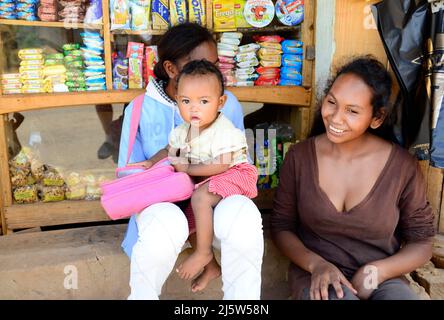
[
  {"x1": 39, "y1": 185, "x2": 65, "y2": 202},
  {"x1": 188, "y1": 0, "x2": 205, "y2": 26},
  {"x1": 18, "y1": 48, "x2": 43, "y2": 57},
  {"x1": 169, "y1": 0, "x2": 187, "y2": 26},
  {"x1": 152, "y1": 0, "x2": 170, "y2": 30},
  {"x1": 14, "y1": 185, "x2": 38, "y2": 204}
]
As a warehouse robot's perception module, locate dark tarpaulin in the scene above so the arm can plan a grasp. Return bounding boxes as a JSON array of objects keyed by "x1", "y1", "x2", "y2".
[{"x1": 372, "y1": 0, "x2": 444, "y2": 167}]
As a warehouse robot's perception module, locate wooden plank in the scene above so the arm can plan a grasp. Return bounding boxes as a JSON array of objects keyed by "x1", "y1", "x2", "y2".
[
  {"x1": 432, "y1": 234, "x2": 444, "y2": 268},
  {"x1": 5, "y1": 186, "x2": 274, "y2": 230},
  {"x1": 102, "y1": 0, "x2": 113, "y2": 90},
  {"x1": 440, "y1": 176, "x2": 444, "y2": 234},
  {"x1": 0, "y1": 86, "x2": 312, "y2": 113},
  {"x1": 110, "y1": 30, "x2": 165, "y2": 36},
  {"x1": 419, "y1": 160, "x2": 430, "y2": 185},
  {"x1": 5, "y1": 200, "x2": 110, "y2": 229},
  {"x1": 301, "y1": 0, "x2": 315, "y2": 87},
  {"x1": 333, "y1": 0, "x2": 388, "y2": 66},
  {"x1": 0, "y1": 115, "x2": 11, "y2": 234},
  {"x1": 427, "y1": 166, "x2": 444, "y2": 232},
  {"x1": 0, "y1": 19, "x2": 102, "y2": 29}
]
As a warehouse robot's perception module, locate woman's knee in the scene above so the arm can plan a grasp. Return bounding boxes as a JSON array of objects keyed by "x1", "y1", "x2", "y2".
[
  {"x1": 136, "y1": 202, "x2": 189, "y2": 245},
  {"x1": 213, "y1": 195, "x2": 263, "y2": 242}
]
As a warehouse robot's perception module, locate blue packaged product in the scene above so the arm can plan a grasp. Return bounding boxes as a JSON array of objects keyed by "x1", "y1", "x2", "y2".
[
  {"x1": 279, "y1": 78, "x2": 302, "y2": 86},
  {"x1": 16, "y1": 2, "x2": 35, "y2": 10},
  {"x1": 0, "y1": 0, "x2": 15, "y2": 3},
  {"x1": 0, "y1": 6, "x2": 14, "y2": 12},
  {"x1": 282, "y1": 54, "x2": 303, "y2": 70},
  {"x1": 282, "y1": 40, "x2": 303, "y2": 54},
  {"x1": 0, "y1": 11, "x2": 16, "y2": 18},
  {"x1": 280, "y1": 67, "x2": 302, "y2": 81},
  {"x1": 16, "y1": 12, "x2": 38, "y2": 20},
  {"x1": 275, "y1": 0, "x2": 304, "y2": 26},
  {"x1": 152, "y1": 0, "x2": 170, "y2": 30},
  {"x1": 0, "y1": 3, "x2": 15, "y2": 10}
]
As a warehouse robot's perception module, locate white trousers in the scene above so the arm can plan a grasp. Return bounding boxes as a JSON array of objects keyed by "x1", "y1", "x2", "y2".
[{"x1": 128, "y1": 195, "x2": 264, "y2": 300}]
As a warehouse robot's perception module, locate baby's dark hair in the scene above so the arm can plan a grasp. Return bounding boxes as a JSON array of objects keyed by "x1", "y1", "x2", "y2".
[
  {"x1": 176, "y1": 59, "x2": 225, "y2": 96},
  {"x1": 309, "y1": 55, "x2": 394, "y2": 141},
  {"x1": 153, "y1": 22, "x2": 216, "y2": 82}
]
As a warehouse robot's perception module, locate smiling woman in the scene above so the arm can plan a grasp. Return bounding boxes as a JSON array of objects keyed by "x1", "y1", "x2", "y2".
[{"x1": 271, "y1": 56, "x2": 436, "y2": 300}]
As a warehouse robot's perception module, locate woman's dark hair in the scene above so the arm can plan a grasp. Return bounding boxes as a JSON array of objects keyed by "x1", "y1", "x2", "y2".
[
  {"x1": 176, "y1": 59, "x2": 225, "y2": 96},
  {"x1": 153, "y1": 22, "x2": 216, "y2": 82},
  {"x1": 309, "y1": 56, "x2": 395, "y2": 141}
]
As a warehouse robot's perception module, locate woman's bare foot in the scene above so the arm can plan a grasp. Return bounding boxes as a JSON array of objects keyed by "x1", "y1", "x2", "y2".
[
  {"x1": 191, "y1": 258, "x2": 221, "y2": 293},
  {"x1": 177, "y1": 250, "x2": 213, "y2": 280}
]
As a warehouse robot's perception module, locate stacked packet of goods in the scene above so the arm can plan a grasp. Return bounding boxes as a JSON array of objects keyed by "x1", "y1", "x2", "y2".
[
  {"x1": 19, "y1": 48, "x2": 45, "y2": 93},
  {"x1": 254, "y1": 35, "x2": 283, "y2": 86},
  {"x1": 1, "y1": 73, "x2": 22, "y2": 94},
  {"x1": 217, "y1": 32, "x2": 242, "y2": 87},
  {"x1": 81, "y1": 31, "x2": 106, "y2": 91},
  {"x1": 63, "y1": 43, "x2": 86, "y2": 92},
  {"x1": 0, "y1": 0, "x2": 17, "y2": 19},
  {"x1": 127, "y1": 42, "x2": 144, "y2": 89},
  {"x1": 279, "y1": 40, "x2": 303, "y2": 86},
  {"x1": 16, "y1": 0, "x2": 38, "y2": 21},
  {"x1": 234, "y1": 43, "x2": 260, "y2": 86},
  {"x1": 112, "y1": 51, "x2": 128, "y2": 90},
  {"x1": 37, "y1": 0, "x2": 58, "y2": 22},
  {"x1": 43, "y1": 53, "x2": 68, "y2": 92},
  {"x1": 143, "y1": 45, "x2": 158, "y2": 86},
  {"x1": 58, "y1": 0, "x2": 87, "y2": 23}
]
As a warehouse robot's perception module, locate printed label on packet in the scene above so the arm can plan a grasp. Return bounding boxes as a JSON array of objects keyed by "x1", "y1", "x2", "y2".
[
  {"x1": 234, "y1": 0, "x2": 249, "y2": 28},
  {"x1": 213, "y1": 0, "x2": 236, "y2": 32},
  {"x1": 169, "y1": 0, "x2": 187, "y2": 26},
  {"x1": 188, "y1": 0, "x2": 205, "y2": 26},
  {"x1": 152, "y1": 0, "x2": 170, "y2": 29}
]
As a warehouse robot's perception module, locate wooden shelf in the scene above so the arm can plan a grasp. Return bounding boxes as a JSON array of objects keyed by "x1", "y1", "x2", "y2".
[
  {"x1": 4, "y1": 189, "x2": 275, "y2": 229},
  {"x1": 111, "y1": 29, "x2": 166, "y2": 36},
  {"x1": 0, "y1": 19, "x2": 102, "y2": 30},
  {"x1": 0, "y1": 86, "x2": 311, "y2": 114}
]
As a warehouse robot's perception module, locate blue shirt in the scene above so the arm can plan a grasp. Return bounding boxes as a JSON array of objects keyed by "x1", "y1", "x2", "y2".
[{"x1": 119, "y1": 80, "x2": 245, "y2": 257}]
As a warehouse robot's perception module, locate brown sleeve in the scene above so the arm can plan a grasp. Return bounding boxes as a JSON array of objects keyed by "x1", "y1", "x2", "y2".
[
  {"x1": 271, "y1": 144, "x2": 299, "y2": 236},
  {"x1": 398, "y1": 160, "x2": 436, "y2": 243}
]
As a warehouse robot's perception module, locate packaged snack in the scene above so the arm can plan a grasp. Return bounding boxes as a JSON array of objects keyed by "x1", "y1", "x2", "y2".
[
  {"x1": 253, "y1": 35, "x2": 284, "y2": 43},
  {"x1": 235, "y1": 73, "x2": 258, "y2": 81},
  {"x1": 62, "y1": 43, "x2": 80, "y2": 51},
  {"x1": 84, "y1": 0, "x2": 102, "y2": 24},
  {"x1": 219, "y1": 56, "x2": 235, "y2": 64},
  {"x1": 1, "y1": 73, "x2": 20, "y2": 79},
  {"x1": 275, "y1": 0, "x2": 304, "y2": 26},
  {"x1": 234, "y1": 0, "x2": 249, "y2": 28},
  {"x1": 244, "y1": 0, "x2": 274, "y2": 28},
  {"x1": 39, "y1": 185, "x2": 65, "y2": 202},
  {"x1": 259, "y1": 59, "x2": 281, "y2": 68},
  {"x1": 130, "y1": 0, "x2": 151, "y2": 30},
  {"x1": 218, "y1": 42, "x2": 239, "y2": 52},
  {"x1": 126, "y1": 41, "x2": 144, "y2": 58},
  {"x1": 46, "y1": 53, "x2": 64, "y2": 60},
  {"x1": 30, "y1": 159, "x2": 45, "y2": 181},
  {"x1": 2, "y1": 89, "x2": 22, "y2": 94},
  {"x1": 20, "y1": 59, "x2": 44, "y2": 66},
  {"x1": 169, "y1": 0, "x2": 187, "y2": 26},
  {"x1": 280, "y1": 66, "x2": 302, "y2": 81},
  {"x1": 235, "y1": 80, "x2": 254, "y2": 86},
  {"x1": 255, "y1": 76, "x2": 279, "y2": 86},
  {"x1": 10, "y1": 168, "x2": 28, "y2": 187},
  {"x1": 144, "y1": 45, "x2": 158, "y2": 83},
  {"x1": 279, "y1": 78, "x2": 301, "y2": 86},
  {"x1": 282, "y1": 53, "x2": 302, "y2": 66},
  {"x1": 213, "y1": 0, "x2": 235, "y2": 32},
  {"x1": 237, "y1": 58, "x2": 259, "y2": 68},
  {"x1": 2, "y1": 83, "x2": 22, "y2": 90},
  {"x1": 152, "y1": 0, "x2": 170, "y2": 30},
  {"x1": 235, "y1": 66, "x2": 256, "y2": 75},
  {"x1": 110, "y1": 0, "x2": 130, "y2": 30},
  {"x1": 42, "y1": 166, "x2": 64, "y2": 186},
  {"x1": 238, "y1": 43, "x2": 260, "y2": 53},
  {"x1": 1, "y1": 78, "x2": 21, "y2": 85},
  {"x1": 65, "y1": 172, "x2": 86, "y2": 200},
  {"x1": 128, "y1": 57, "x2": 143, "y2": 88},
  {"x1": 281, "y1": 39, "x2": 303, "y2": 54},
  {"x1": 256, "y1": 66, "x2": 280, "y2": 75},
  {"x1": 235, "y1": 51, "x2": 257, "y2": 62},
  {"x1": 14, "y1": 185, "x2": 38, "y2": 204},
  {"x1": 188, "y1": 0, "x2": 205, "y2": 26},
  {"x1": 221, "y1": 31, "x2": 243, "y2": 39},
  {"x1": 217, "y1": 49, "x2": 237, "y2": 58}
]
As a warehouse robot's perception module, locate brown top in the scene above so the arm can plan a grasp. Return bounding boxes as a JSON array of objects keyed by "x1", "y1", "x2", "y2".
[{"x1": 271, "y1": 137, "x2": 436, "y2": 298}]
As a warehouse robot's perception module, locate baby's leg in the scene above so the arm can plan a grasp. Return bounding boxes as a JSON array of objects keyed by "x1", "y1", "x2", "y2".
[
  {"x1": 177, "y1": 182, "x2": 221, "y2": 280},
  {"x1": 187, "y1": 233, "x2": 221, "y2": 293}
]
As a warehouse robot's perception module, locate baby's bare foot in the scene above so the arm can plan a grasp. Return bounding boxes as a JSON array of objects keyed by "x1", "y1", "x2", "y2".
[
  {"x1": 191, "y1": 258, "x2": 221, "y2": 293},
  {"x1": 177, "y1": 250, "x2": 213, "y2": 280}
]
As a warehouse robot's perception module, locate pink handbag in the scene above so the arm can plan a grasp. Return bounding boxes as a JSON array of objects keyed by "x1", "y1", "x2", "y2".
[{"x1": 100, "y1": 94, "x2": 195, "y2": 220}]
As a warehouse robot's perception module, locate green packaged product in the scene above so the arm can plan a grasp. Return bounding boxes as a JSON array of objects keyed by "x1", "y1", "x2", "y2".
[
  {"x1": 64, "y1": 49, "x2": 82, "y2": 57},
  {"x1": 69, "y1": 87, "x2": 87, "y2": 92},
  {"x1": 64, "y1": 55, "x2": 82, "y2": 63},
  {"x1": 65, "y1": 70, "x2": 84, "y2": 77},
  {"x1": 45, "y1": 59, "x2": 64, "y2": 66},
  {"x1": 46, "y1": 53, "x2": 64, "y2": 60},
  {"x1": 14, "y1": 185, "x2": 38, "y2": 204},
  {"x1": 39, "y1": 185, "x2": 65, "y2": 202},
  {"x1": 62, "y1": 43, "x2": 80, "y2": 51},
  {"x1": 65, "y1": 80, "x2": 86, "y2": 88},
  {"x1": 65, "y1": 60, "x2": 83, "y2": 69}
]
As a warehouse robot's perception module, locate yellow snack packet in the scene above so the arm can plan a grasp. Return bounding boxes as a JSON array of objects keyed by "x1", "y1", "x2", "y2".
[
  {"x1": 213, "y1": 0, "x2": 236, "y2": 32},
  {"x1": 188, "y1": 0, "x2": 206, "y2": 26},
  {"x1": 169, "y1": 0, "x2": 187, "y2": 26}
]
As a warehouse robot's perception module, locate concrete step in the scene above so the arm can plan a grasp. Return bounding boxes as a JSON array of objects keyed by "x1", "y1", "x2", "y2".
[{"x1": 0, "y1": 223, "x2": 290, "y2": 300}]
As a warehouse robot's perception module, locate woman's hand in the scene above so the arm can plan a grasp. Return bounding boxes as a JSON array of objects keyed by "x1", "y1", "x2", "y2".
[
  {"x1": 169, "y1": 156, "x2": 189, "y2": 173},
  {"x1": 310, "y1": 260, "x2": 357, "y2": 300},
  {"x1": 351, "y1": 263, "x2": 385, "y2": 300},
  {"x1": 128, "y1": 160, "x2": 153, "y2": 169}
]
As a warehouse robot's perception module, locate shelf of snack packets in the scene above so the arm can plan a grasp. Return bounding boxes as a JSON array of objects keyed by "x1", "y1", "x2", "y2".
[
  {"x1": 0, "y1": 0, "x2": 312, "y2": 108},
  {"x1": 0, "y1": 0, "x2": 313, "y2": 232}
]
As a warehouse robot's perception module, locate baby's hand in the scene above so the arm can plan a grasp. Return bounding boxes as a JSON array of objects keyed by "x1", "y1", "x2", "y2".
[
  {"x1": 128, "y1": 160, "x2": 153, "y2": 169},
  {"x1": 169, "y1": 156, "x2": 189, "y2": 173}
]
